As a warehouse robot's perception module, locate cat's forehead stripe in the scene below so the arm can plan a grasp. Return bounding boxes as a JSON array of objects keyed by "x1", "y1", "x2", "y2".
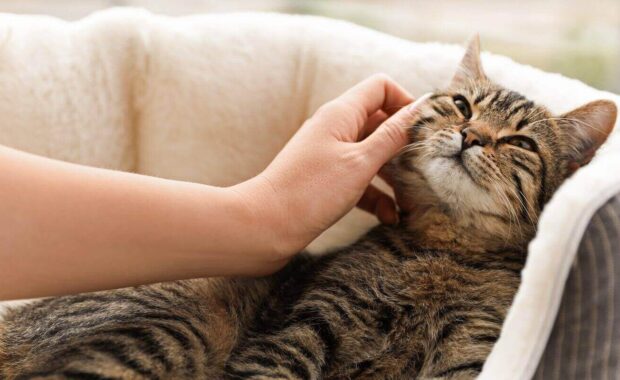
[
  {"x1": 473, "y1": 92, "x2": 488, "y2": 105},
  {"x1": 507, "y1": 100, "x2": 535, "y2": 119},
  {"x1": 493, "y1": 91, "x2": 522, "y2": 110}
]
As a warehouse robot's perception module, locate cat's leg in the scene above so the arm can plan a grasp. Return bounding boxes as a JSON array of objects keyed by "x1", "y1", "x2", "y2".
[
  {"x1": 0, "y1": 280, "x2": 250, "y2": 379},
  {"x1": 224, "y1": 272, "x2": 389, "y2": 380},
  {"x1": 224, "y1": 307, "x2": 333, "y2": 380},
  {"x1": 223, "y1": 280, "x2": 410, "y2": 379}
]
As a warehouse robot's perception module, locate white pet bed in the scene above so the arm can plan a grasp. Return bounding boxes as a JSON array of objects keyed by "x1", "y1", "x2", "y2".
[{"x1": 0, "y1": 9, "x2": 619, "y2": 379}]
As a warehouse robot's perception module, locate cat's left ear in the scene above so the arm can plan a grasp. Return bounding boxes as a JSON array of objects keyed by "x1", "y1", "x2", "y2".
[
  {"x1": 450, "y1": 35, "x2": 487, "y2": 87},
  {"x1": 559, "y1": 99, "x2": 617, "y2": 173}
]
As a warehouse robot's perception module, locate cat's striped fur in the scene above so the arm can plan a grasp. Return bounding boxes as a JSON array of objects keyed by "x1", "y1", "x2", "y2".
[{"x1": 0, "y1": 37, "x2": 616, "y2": 379}]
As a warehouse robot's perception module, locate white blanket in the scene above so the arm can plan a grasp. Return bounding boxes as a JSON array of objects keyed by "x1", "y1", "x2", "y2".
[{"x1": 0, "y1": 8, "x2": 618, "y2": 379}]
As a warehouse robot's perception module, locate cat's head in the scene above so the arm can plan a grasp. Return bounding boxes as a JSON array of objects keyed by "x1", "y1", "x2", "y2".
[{"x1": 392, "y1": 37, "x2": 617, "y2": 244}]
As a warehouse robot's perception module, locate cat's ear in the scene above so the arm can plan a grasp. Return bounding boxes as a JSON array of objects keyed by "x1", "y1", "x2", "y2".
[
  {"x1": 450, "y1": 35, "x2": 487, "y2": 87},
  {"x1": 559, "y1": 99, "x2": 617, "y2": 173}
]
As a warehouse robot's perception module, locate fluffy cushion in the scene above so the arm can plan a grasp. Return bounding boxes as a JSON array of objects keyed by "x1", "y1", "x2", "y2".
[{"x1": 0, "y1": 8, "x2": 618, "y2": 378}]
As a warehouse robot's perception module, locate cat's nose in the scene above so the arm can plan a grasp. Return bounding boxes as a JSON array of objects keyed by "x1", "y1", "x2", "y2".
[{"x1": 461, "y1": 128, "x2": 485, "y2": 151}]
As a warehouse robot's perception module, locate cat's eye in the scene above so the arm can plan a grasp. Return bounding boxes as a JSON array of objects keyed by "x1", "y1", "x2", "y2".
[
  {"x1": 506, "y1": 137, "x2": 535, "y2": 151},
  {"x1": 453, "y1": 95, "x2": 472, "y2": 119}
]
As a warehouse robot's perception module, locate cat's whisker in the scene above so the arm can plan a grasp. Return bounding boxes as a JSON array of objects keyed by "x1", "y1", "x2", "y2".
[{"x1": 496, "y1": 175, "x2": 522, "y2": 234}]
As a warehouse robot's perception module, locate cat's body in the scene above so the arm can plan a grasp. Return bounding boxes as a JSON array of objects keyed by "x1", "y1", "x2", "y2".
[
  {"x1": 0, "y1": 37, "x2": 616, "y2": 379},
  {"x1": 0, "y1": 224, "x2": 523, "y2": 379}
]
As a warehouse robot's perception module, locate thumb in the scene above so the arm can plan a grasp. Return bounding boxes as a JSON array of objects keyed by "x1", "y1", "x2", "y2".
[{"x1": 361, "y1": 93, "x2": 432, "y2": 166}]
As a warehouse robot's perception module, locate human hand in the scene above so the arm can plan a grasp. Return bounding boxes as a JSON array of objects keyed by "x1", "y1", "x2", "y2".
[
  {"x1": 234, "y1": 74, "x2": 430, "y2": 264},
  {"x1": 0, "y1": 75, "x2": 430, "y2": 297}
]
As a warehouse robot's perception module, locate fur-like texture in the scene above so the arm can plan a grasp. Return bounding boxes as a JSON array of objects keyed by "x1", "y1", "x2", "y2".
[
  {"x1": 0, "y1": 9, "x2": 619, "y2": 379},
  {"x1": 0, "y1": 235, "x2": 523, "y2": 379},
  {"x1": 0, "y1": 8, "x2": 617, "y2": 255},
  {"x1": 0, "y1": 37, "x2": 616, "y2": 380}
]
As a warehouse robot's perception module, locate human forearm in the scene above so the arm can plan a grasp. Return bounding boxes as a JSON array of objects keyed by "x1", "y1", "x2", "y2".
[
  {"x1": 0, "y1": 146, "x2": 283, "y2": 300},
  {"x1": 0, "y1": 74, "x2": 424, "y2": 301}
]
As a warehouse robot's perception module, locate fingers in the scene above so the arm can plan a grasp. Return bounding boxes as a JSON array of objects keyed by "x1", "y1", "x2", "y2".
[
  {"x1": 312, "y1": 74, "x2": 413, "y2": 142},
  {"x1": 359, "y1": 110, "x2": 388, "y2": 140},
  {"x1": 339, "y1": 74, "x2": 414, "y2": 135},
  {"x1": 357, "y1": 184, "x2": 398, "y2": 225},
  {"x1": 362, "y1": 93, "x2": 432, "y2": 168},
  {"x1": 342, "y1": 74, "x2": 414, "y2": 116}
]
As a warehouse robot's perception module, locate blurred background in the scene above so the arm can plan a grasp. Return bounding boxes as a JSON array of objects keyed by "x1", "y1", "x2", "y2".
[{"x1": 0, "y1": 0, "x2": 618, "y2": 93}]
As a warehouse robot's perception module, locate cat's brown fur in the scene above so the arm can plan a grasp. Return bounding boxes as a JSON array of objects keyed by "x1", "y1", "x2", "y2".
[{"x1": 0, "y1": 37, "x2": 616, "y2": 379}]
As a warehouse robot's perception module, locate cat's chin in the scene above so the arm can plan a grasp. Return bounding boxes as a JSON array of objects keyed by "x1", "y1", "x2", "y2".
[{"x1": 418, "y1": 156, "x2": 496, "y2": 214}]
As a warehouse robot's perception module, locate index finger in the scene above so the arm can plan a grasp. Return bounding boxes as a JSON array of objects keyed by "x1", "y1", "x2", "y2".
[{"x1": 341, "y1": 74, "x2": 414, "y2": 119}]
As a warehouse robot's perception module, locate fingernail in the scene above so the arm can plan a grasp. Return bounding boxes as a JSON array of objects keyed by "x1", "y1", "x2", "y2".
[{"x1": 408, "y1": 92, "x2": 433, "y2": 112}]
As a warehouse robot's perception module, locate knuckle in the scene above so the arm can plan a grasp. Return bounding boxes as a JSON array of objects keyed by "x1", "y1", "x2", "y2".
[
  {"x1": 313, "y1": 102, "x2": 333, "y2": 119},
  {"x1": 370, "y1": 72, "x2": 393, "y2": 84},
  {"x1": 314, "y1": 99, "x2": 344, "y2": 119},
  {"x1": 310, "y1": 101, "x2": 336, "y2": 120},
  {"x1": 316, "y1": 99, "x2": 362, "y2": 127}
]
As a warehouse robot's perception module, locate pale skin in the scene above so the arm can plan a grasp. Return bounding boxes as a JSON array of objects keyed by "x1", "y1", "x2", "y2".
[{"x1": 0, "y1": 75, "x2": 427, "y2": 301}]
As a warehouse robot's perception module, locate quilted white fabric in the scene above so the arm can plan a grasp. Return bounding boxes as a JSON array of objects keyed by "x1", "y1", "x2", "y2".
[{"x1": 0, "y1": 8, "x2": 618, "y2": 379}]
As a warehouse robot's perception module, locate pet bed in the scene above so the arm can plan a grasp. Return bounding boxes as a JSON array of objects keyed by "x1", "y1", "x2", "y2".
[{"x1": 0, "y1": 9, "x2": 619, "y2": 379}]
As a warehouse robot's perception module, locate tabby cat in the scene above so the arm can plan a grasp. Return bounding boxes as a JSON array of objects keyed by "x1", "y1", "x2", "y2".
[{"x1": 0, "y1": 37, "x2": 616, "y2": 380}]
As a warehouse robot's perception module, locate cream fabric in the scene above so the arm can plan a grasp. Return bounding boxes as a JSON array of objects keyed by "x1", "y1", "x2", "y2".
[{"x1": 0, "y1": 8, "x2": 619, "y2": 379}]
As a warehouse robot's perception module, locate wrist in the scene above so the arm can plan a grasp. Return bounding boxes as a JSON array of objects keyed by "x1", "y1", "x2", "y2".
[{"x1": 227, "y1": 175, "x2": 297, "y2": 266}]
